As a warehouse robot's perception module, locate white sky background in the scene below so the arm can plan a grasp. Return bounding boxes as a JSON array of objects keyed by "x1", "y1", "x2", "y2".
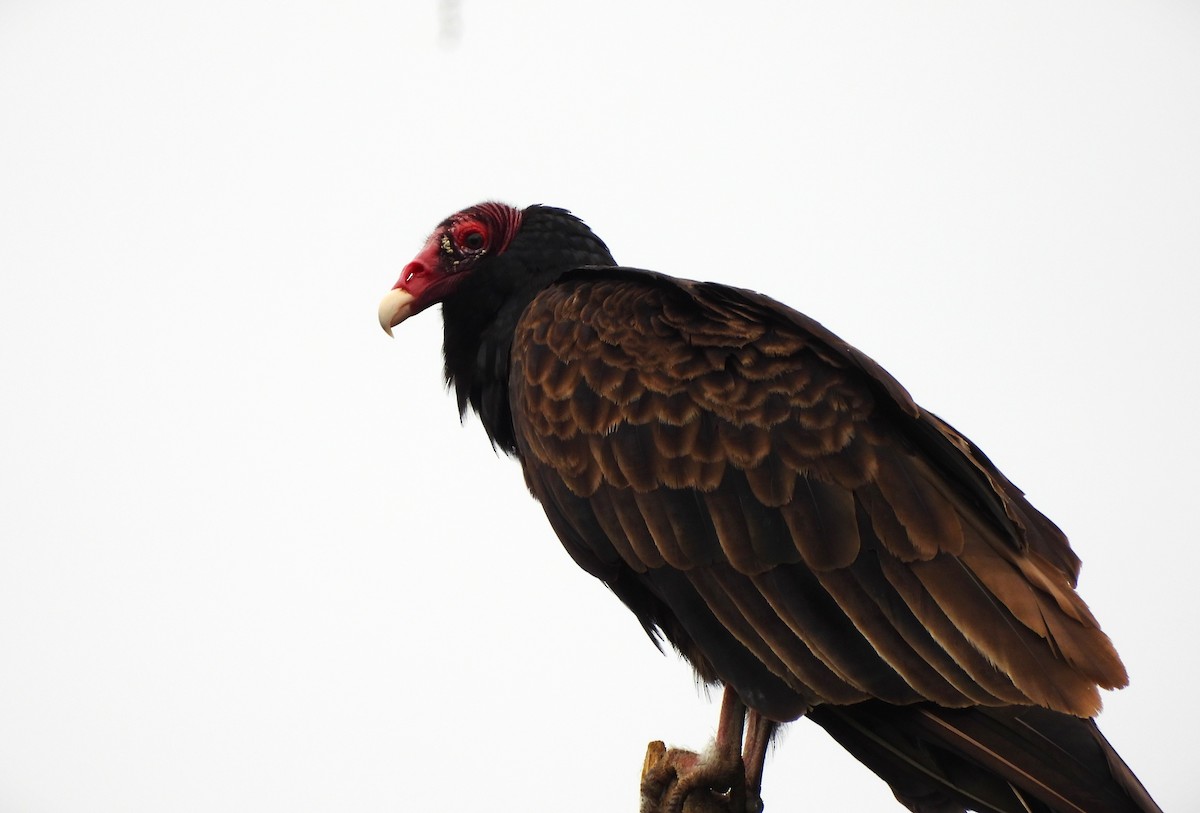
[{"x1": 1, "y1": 1, "x2": 1197, "y2": 810}]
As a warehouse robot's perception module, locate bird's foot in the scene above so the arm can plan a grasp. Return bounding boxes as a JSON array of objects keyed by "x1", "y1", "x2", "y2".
[{"x1": 639, "y1": 740, "x2": 760, "y2": 813}]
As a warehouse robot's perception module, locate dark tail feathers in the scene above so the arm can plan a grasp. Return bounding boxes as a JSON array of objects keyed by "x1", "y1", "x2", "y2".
[{"x1": 806, "y1": 702, "x2": 1160, "y2": 813}]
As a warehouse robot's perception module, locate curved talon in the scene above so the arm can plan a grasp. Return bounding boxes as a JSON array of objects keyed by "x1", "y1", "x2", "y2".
[
  {"x1": 664, "y1": 754, "x2": 746, "y2": 813},
  {"x1": 641, "y1": 744, "x2": 702, "y2": 812},
  {"x1": 640, "y1": 745, "x2": 749, "y2": 813}
]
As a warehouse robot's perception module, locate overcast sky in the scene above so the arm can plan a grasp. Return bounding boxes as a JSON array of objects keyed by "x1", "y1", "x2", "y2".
[{"x1": 1, "y1": 1, "x2": 1197, "y2": 811}]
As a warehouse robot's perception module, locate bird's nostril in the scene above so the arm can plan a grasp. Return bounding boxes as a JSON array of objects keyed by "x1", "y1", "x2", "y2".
[{"x1": 400, "y1": 260, "x2": 425, "y2": 286}]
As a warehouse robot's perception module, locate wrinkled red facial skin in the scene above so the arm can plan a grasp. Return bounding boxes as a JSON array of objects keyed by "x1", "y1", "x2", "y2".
[
  {"x1": 390, "y1": 234, "x2": 461, "y2": 319},
  {"x1": 391, "y1": 203, "x2": 523, "y2": 318}
]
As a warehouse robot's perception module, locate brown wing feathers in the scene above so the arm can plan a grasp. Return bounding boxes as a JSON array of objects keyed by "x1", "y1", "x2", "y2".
[{"x1": 510, "y1": 272, "x2": 1127, "y2": 722}]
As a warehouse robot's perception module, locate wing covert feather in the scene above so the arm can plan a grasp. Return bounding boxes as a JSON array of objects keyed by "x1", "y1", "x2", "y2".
[{"x1": 510, "y1": 270, "x2": 1126, "y2": 718}]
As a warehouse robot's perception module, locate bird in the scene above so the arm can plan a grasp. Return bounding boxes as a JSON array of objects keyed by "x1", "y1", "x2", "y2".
[{"x1": 377, "y1": 202, "x2": 1160, "y2": 813}]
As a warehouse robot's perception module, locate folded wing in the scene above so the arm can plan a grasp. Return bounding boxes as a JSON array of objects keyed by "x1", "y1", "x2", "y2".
[{"x1": 509, "y1": 269, "x2": 1127, "y2": 723}]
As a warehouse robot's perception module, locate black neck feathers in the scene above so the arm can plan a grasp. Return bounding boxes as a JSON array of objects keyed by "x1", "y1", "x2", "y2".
[{"x1": 440, "y1": 205, "x2": 616, "y2": 453}]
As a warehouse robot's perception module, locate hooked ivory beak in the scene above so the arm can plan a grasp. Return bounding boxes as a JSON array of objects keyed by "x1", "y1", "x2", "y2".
[{"x1": 378, "y1": 288, "x2": 417, "y2": 337}]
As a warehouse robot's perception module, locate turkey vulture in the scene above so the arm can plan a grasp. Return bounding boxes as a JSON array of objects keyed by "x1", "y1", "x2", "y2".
[{"x1": 377, "y1": 202, "x2": 1159, "y2": 813}]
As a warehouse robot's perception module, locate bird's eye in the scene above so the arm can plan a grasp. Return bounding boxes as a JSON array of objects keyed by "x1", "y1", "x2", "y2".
[
  {"x1": 451, "y1": 220, "x2": 489, "y2": 254},
  {"x1": 462, "y1": 230, "x2": 485, "y2": 251}
]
